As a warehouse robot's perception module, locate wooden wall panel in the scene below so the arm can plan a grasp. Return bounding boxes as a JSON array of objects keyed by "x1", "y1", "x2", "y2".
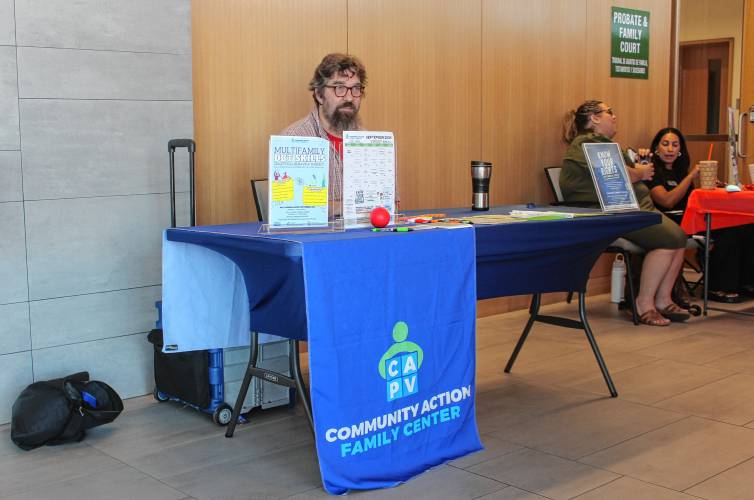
[
  {"x1": 482, "y1": 0, "x2": 587, "y2": 206},
  {"x1": 192, "y1": 0, "x2": 347, "y2": 224},
  {"x1": 585, "y1": 0, "x2": 673, "y2": 150},
  {"x1": 687, "y1": 140, "x2": 729, "y2": 177},
  {"x1": 192, "y1": 0, "x2": 674, "y2": 314},
  {"x1": 193, "y1": 0, "x2": 673, "y2": 218},
  {"x1": 348, "y1": 0, "x2": 482, "y2": 210}
]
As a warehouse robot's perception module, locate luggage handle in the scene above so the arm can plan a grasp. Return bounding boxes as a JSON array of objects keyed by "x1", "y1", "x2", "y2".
[
  {"x1": 168, "y1": 139, "x2": 196, "y2": 227},
  {"x1": 168, "y1": 139, "x2": 196, "y2": 153}
]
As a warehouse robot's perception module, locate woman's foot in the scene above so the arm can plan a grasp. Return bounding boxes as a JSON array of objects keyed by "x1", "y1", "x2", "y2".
[
  {"x1": 635, "y1": 296, "x2": 672, "y2": 326},
  {"x1": 638, "y1": 308, "x2": 670, "y2": 327}
]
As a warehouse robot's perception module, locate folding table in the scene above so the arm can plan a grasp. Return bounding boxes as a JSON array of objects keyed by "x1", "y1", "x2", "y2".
[
  {"x1": 680, "y1": 188, "x2": 754, "y2": 316},
  {"x1": 162, "y1": 205, "x2": 658, "y2": 493}
]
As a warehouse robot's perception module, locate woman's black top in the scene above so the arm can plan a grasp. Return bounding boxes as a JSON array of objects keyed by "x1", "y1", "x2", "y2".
[{"x1": 644, "y1": 164, "x2": 691, "y2": 212}]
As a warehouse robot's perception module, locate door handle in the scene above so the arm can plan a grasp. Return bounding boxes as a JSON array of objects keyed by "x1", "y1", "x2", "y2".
[{"x1": 738, "y1": 112, "x2": 748, "y2": 159}]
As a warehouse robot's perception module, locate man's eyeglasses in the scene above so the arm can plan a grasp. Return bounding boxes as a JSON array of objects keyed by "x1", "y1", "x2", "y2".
[
  {"x1": 324, "y1": 84, "x2": 364, "y2": 98},
  {"x1": 595, "y1": 108, "x2": 614, "y2": 116}
]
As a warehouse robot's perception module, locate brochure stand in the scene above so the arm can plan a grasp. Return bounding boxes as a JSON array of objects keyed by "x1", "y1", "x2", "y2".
[
  {"x1": 342, "y1": 131, "x2": 397, "y2": 229},
  {"x1": 262, "y1": 135, "x2": 344, "y2": 234},
  {"x1": 258, "y1": 181, "x2": 345, "y2": 235},
  {"x1": 260, "y1": 131, "x2": 397, "y2": 233},
  {"x1": 258, "y1": 219, "x2": 344, "y2": 235},
  {"x1": 582, "y1": 142, "x2": 639, "y2": 212}
]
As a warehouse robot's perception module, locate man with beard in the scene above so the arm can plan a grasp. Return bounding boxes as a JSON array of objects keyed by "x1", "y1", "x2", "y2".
[{"x1": 281, "y1": 53, "x2": 366, "y2": 209}]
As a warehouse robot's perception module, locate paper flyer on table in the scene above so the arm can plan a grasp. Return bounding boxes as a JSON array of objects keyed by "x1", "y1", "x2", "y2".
[
  {"x1": 343, "y1": 131, "x2": 396, "y2": 228},
  {"x1": 268, "y1": 135, "x2": 329, "y2": 228}
]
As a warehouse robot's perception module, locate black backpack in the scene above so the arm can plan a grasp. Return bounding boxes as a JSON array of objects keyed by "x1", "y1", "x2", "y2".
[{"x1": 10, "y1": 372, "x2": 124, "y2": 450}]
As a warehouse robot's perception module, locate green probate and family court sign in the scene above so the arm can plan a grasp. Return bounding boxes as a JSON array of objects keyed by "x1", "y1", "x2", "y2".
[{"x1": 611, "y1": 6, "x2": 650, "y2": 79}]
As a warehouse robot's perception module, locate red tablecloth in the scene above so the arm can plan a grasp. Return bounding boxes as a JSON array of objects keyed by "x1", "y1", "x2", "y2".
[{"x1": 680, "y1": 188, "x2": 754, "y2": 234}]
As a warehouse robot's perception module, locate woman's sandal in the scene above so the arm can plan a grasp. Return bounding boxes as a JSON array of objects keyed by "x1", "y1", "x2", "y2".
[
  {"x1": 671, "y1": 294, "x2": 702, "y2": 317},
  {"x1": 657, "y1": 303, "x2": 690, "y2": 322},
  {"x1": 708, "y1": 290, "x2": 743, "y2": 303},
  {"x1": 638, "y1": 309, "x2": 670, "y2": 327}
]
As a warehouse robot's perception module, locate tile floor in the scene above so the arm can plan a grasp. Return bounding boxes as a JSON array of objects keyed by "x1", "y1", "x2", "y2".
[{"x1": 2, "y1": 294, "x2": 754, "y2": 500}]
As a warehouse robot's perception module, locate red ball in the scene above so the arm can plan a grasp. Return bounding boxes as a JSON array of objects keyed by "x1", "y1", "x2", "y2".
[{"x1": 370, "y1": 207, "x2": 391, "y2": 228}]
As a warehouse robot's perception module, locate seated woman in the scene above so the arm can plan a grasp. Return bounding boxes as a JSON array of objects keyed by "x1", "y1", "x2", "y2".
[
  {"x1": 560, "y1": 100, "x2": 688, "y2": 327},
  {"x1": 646, "y1": 127, "x2": 754, "y2": 302}
]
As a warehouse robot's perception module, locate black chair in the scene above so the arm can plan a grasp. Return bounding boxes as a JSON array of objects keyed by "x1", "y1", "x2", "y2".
[
  {"x1": 544, "y1": 166, "x2": 642, "y2": 324},
  {"x1": 250, "y1": 178, "x2": 269, "y2": 222},
  {"x1": 663, "y1": 209, "x2": 707, "y2": 295},
  {"x1": 682, "y1": 235, "x2": 707, "y2": 293}
]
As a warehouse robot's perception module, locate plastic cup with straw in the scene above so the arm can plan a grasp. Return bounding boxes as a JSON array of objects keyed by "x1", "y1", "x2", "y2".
[{"x1": 698, "y1": 143, "x2": 718, "y2": 189}]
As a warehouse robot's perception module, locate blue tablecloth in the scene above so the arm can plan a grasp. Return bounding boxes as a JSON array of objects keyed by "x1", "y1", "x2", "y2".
[
  {"x1": 164, "y1": 224, "x2": 482, "y2": 494},
  {"x1": 164, "y1": 207, "x2": 657, "y2": 343},
  {"x1": 434, "y1": 206, "x2": 658, "y2": 298},
  {"x1": 162, "y1": 206, "x2": 657, "y2": 494}
]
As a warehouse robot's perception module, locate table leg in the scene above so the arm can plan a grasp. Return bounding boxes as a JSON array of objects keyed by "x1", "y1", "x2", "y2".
[
  {"x1": 704, "y1": 213, "x2": 711, "y2": 316},
  {"x1": 225, "y1": 331, "x2": 260, "y2": 438},
  {"x1": 578, "y1": 293, "x2": 617, "y2": 397},
  {"x1": 504, "y1": 292, "x2": 617, "y2": 397},
  {"x1": 699, "y1": 213, "x2": 754, "y2": 317},
  {"x1": 225, "y1": 336, "x2": 313, "y2": 438},
  {"x1": 504, "y1": 294, "x2": 540, "y2": 373},
  {"x1": 623, "y1": 251, "x2": 639, "y2": 325}
]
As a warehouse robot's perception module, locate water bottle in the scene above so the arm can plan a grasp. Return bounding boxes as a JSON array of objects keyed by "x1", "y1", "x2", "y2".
[{"x1": 610, "y1": 254, "x2": 626, "y2": 303}]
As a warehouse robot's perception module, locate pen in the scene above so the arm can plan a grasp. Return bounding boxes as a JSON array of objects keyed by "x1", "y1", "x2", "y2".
[{"x1": 371, "y1": 227, "x2": 413, "y2": 232}]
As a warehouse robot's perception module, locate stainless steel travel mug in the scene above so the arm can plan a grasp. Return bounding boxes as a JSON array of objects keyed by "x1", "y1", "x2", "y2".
[{"x1": 471, "y1": 161, "x2": 492, "y2": 211}]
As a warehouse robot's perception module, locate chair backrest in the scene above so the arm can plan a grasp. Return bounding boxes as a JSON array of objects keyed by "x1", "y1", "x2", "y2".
[
  {"x1": 250, "y1": 179, "x2": 269, "y2": 222},
  {"x1": 544, "y1": 166, "x2": 564, "y2": 203}
]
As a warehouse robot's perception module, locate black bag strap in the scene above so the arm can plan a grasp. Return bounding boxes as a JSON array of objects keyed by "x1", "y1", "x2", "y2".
[{"x1": 65, "y1": 380, "x2": 124, "y2": 427}]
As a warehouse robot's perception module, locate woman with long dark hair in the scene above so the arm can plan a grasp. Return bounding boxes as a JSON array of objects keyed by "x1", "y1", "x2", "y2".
[
  {"x1": 645, "y1": 127, "x2": 697, "y2": 214},
  {"x1": 560, "y1": 101, "x2": 689, "y2": 326},
  {"x1": 646, "y1": 127, "x2": 754, "y2": 302}
]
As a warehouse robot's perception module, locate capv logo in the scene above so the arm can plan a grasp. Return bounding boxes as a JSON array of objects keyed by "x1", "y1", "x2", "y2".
[{"x1": 378, "y1": 321, "x2": 424, "y2": 402}]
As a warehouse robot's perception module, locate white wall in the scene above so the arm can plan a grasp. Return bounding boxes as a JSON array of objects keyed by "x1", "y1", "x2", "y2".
[
  {"x1": 0, "y1": 0, "x2": 193, "y2": 424},
  {"x1": 680, "y1": 0, "x2": 745, "y2": 108}
]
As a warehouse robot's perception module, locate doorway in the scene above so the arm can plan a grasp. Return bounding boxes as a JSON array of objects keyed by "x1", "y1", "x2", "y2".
[{"x1": 678, "y1": 39, "x2": 733, "y2": 166}]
